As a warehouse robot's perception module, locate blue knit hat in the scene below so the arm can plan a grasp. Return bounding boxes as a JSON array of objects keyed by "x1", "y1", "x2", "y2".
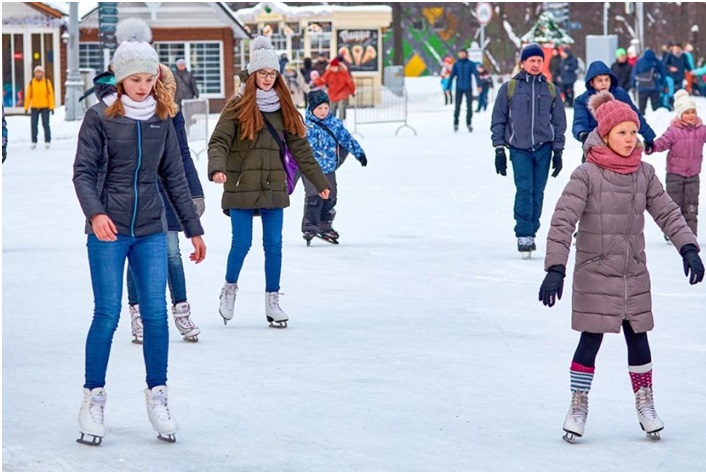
[
  {"x1": 520, "y1": 43, "x2": 545, "y2": 62},
  {"x1": 307, "y1": 90, "x2": 329, "y2": 113}
]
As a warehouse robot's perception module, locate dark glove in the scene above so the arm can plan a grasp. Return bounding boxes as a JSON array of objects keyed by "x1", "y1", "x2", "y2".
[
  {"x1": 578, "y1": 132, "x2": 588, "y2": 143},
  {"x1": 358, "y1": 154, "x2": 367, "y2": 167},
  {"x1": 679, "y1": 244, "x2": 705, "y2": 285},
  {"x1": 551, "y1": 150, "x2": 563, "y2": 178},
  {"x1": 539, "y1": 264, "x2": 566, "y2": 307},
  {"x1": 495, "y1": 147, "x2": 507, "y2": 176},
  {"x1": 192, "y1": 196, "x2": 205, "y2": 218},
  {"x1": 644, "y1": 141, "x2": 654, "y2": 154},
  {"x1": 25, "y1": 110, "x2": 30, "y2": 116},
  {"x1": 51, "y1": 110, "x2": 54, "y2": 115}
]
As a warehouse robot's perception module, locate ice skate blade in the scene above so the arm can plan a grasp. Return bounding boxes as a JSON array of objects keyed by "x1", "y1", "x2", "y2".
[
  {"x1": 76, "y1": 432, "x2": 103, "y2": 446},
  {"x1": 157, "y1": 433, "x2": 176, "y2": 443},
  {"x1": 132, "y1": 337, "x2": 143, "y2": 345},
  {"x1": 219, "y1": 310, "x2": 232, "y2": 325},
  {"x1": 562, "y1": 431, "x2": 581, "y2": 444},
  {"x1": 183, "y1": 335, "x2": 199, "y2": 342},
  {"x1": 315, "y1": 234, "x2": 339, "y2": 245},
  {"x1": 267, "y1": 318, "x2": 288, "y2": 329},
  {"x1": 520, "y1": 251, "x2": 532, "y2": 260},
  {"x1": 641, "y1": 424, "x2": 663, "y2": 440}
]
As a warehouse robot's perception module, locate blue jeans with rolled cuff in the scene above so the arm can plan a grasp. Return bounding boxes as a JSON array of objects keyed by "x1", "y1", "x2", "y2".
[{"x1": 84, "y1": 233, "x2": 169, "y2": 390}]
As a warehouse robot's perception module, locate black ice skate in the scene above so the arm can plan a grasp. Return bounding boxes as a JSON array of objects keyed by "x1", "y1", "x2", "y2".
[
  {"x1": 316, "y1": 230, "x2": 339, "y2": 244},
  {"x1": 517, "y1": 237, "x2": 534, "y2": 260},
  {"x1": 303, "y1": 231, "x2": 316, "y2": 246}
]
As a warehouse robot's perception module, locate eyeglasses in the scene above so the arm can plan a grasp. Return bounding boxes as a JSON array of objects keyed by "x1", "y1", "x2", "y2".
[{"x1": 256, "y1": 70, "x2": 278, "y2": 79}]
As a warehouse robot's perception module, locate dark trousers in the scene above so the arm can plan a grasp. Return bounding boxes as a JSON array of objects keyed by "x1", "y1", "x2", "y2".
[
  {"x1": 302, "y1": 172, "x2": 338, "y2": 233},
  {"x1": 30, "y1": 108, "x2": 51, "y2": 144},
  {"x1": 561, "y1": 83, "x2": 575, "y2": 107},
  {"x1": 453, "y1": 89, "x2": 473, "y2": 126},
  {"x1": 509, "y1": 143, "x2": 552, "y2": 237},
  {"x1": 476, "y1": 88, "x2": 489, "y2": 111},
  {"x1": 666, "y1": 172, "x2": 700, "y2": 236},
  {"x1": 638, "y1": 90, "x2": 661, "y2": 115},
  {"x1": 573, "y1": 320, "x2": 652, "y2": 368}
]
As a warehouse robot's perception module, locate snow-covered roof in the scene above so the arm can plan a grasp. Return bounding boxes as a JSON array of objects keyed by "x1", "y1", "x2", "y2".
[
  {"x1": 234, "y1": 1, "x2": 392, "y2": 22},
  {"x1": 42, "y1": 2, "x2": 99, "y2": 19}
]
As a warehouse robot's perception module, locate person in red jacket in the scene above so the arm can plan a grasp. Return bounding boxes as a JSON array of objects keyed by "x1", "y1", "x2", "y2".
[{"x1": 313, "y1": 58, "x2": 355, "y2": 120}]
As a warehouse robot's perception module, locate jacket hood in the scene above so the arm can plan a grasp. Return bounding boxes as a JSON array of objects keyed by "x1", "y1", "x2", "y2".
[
  {"x1": 642, "y1": 49, "x2": 658, "y2": 62},
  {"x1": 584, "y1": 61, "x2": 617, "y2": 90}
]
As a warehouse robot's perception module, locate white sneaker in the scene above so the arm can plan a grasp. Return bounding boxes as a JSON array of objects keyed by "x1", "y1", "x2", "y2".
[
  {"x1": 219, "y1": 282, "x2": 238, "y2": 324},
  {"x1": 77, "y1": 387, "x2": 107, "y2": 445},
  {"x1": 563, "y1": 390, "x2": 589, "y2": 442},
  {"x1": 145, "y1": 385, "x2": 178, "y2": 442},
  {"x1": 635, "y1": 386, "x2": 664, "y2": 439},
  {"x1": 172, "y1": 302, "x2": 200, "y2": 341},
  {"x1": 266, "y1": 292, "x2": 289, "y2": 328},
  {"x1": 129, "y1": 304, "x2": 143, "y2": 344}
]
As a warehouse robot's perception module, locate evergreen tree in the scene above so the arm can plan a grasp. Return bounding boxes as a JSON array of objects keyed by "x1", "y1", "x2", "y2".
[{"x1": 521, "y1": 12, "x2": 574, "y2": 46}]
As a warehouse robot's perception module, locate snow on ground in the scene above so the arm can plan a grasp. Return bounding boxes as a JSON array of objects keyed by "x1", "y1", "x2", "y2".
[{"x1": 3, "y1": 77, "x2": 706, "y2": 472}]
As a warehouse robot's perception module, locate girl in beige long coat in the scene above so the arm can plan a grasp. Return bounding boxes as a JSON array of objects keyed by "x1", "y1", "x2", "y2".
[{"x1": 538, "y1": 91, "x2": 704, "y2": 443}]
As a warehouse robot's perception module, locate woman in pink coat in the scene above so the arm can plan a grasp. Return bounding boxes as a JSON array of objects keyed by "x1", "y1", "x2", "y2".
[
  {"x1": 647, "y1": 89, "x2": 706, "y2": 237},
  {"x1": 538, "y1": 91, "x2": 704, "y2": 443}
]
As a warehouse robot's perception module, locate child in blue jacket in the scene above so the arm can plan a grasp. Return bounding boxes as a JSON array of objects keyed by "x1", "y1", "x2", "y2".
[{"x1": 302, "y1": 90, "x2": 367, "y2": 244}]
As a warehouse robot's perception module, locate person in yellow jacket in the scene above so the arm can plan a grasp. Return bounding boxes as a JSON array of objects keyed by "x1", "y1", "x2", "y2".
[{"x1": 24, "y1": 65, "x2": 54, "y2": 149}]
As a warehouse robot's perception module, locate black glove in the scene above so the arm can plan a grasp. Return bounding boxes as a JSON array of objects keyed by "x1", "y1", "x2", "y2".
[
  {"x1": 551, "y1": 150, "x2": 563, "y2": 178},
  {"x1": 359, "y1": 154, "x2": 367, "y2": 167},
  {"x1": 578, "y1": 132, "x2": 588, "y2": 143},
  {"x1": 539, "y1": 264, "x2": 566, "y2": 307},
  {"x1": 644, "y1": 141, "x2": 654, "y2": 155},
  {"x1": 679, "y1": 244, "x2": 705, "y2": 285},
  {"x1": 495, "y1": 147, "x2": 507, "y2": 176},
  {"x1": 50, "y1": 110, "x2": 54, "y2": 115}
]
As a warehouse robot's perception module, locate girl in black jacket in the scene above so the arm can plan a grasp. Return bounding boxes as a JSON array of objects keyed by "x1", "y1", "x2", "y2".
[{"x1": 72, "y1": 31, "x2": 205, "y2": 446}]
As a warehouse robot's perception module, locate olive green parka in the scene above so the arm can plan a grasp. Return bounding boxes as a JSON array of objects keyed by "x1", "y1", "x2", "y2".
[{"x1": 207, "y1": 99, "x2": 329, "y2": 213}]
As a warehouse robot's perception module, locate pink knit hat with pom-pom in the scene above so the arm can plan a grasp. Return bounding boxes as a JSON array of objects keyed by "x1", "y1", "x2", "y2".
[{"x1": 588, "y1": 90, "x2": 639, "y2": 137}]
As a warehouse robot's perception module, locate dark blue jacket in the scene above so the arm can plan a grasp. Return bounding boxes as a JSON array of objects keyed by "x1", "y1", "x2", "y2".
[
  {"x1": 663, "y1": 52, "x2": 691, "y2": 86},
  {"x1": 491, "y1": 70, "x2": 567, "y2": 151},
  {"x1": 446, "y1": 58, "x2": 480, "y2": 91},
  {"x1": 631, "y1": 49, "x2": 666, "y2": 93},
  {"x1": 560, "y1": 50, "x2": 579, "y2": 85},
  {"x1": 572, "y1": 61, "x2": 656, "y2": 143}
]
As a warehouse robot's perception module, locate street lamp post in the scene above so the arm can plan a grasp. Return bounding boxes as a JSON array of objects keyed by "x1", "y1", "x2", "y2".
[{"x1": 64, "y1": 2, "x2": 85, "y2": 121}]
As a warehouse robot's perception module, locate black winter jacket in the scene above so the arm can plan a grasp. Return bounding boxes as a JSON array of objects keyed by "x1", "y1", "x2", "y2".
[{"x1": 73, "y1": 102, "x2": 204, "y2": 238}]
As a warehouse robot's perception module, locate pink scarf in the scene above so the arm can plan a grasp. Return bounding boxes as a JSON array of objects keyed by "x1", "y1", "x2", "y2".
[{"x1": 586, "y1": 143, "x2": 643, "y2": 175}]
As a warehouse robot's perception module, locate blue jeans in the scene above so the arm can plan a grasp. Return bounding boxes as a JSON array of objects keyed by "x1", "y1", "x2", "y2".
[
  {"x1": 127, "y1": 231, "x2": 186, "y2": 306},
  {"x1": 226, "y1": 208, "x2": 283, "y2": 292},
  {"x1": 85, "y1": 233, "x2": 169, "y2": 390},
  {"x1": 509, "y1": 143, "x2": 552, "y2": 237}
]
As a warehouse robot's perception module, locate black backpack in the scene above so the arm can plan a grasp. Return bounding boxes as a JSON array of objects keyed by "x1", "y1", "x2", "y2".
[{"x1": 635, "y1": 67, "x2": 657, "y2": 89}]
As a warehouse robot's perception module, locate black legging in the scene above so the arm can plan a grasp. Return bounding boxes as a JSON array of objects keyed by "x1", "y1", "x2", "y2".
[{"x1": 573, "y1": 320, "x2": 652, "y2": 367}]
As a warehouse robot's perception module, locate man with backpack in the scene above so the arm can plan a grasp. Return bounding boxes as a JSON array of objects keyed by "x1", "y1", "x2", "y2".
[
  {"x1": 631, "y1": 48, "x2": 667, "y2": 115},
  {"x1": 491, "y1": 43, "x2": 567, "y2": 258}
]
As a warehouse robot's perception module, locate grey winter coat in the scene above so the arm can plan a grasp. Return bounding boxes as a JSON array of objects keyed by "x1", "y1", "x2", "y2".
[
  {"x1": 491, "y1": 70, "x2": 567, "y2": 152},
  {"x1": 73, "y1": 102, "x2": 204, "y2": 238},
  {"x1": 545, "y1": 132, "x2": 698, "y2": 334}
]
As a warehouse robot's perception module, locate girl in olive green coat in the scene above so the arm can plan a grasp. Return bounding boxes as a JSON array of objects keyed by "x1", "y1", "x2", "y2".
[{"x1": 208, "y1": 36, "x2": 330, "y2": 328}]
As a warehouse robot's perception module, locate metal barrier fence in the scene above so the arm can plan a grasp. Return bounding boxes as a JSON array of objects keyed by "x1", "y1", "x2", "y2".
[
  {"x1": 349, "y1": 87, "x2": 417, "y2": 138},
  {"x1": 181, "y1": 98, "x2": 210, "y2": 159}
]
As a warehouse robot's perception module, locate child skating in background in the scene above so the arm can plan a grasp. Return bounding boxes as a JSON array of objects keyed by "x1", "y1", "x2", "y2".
[
  {"x1": 475, "y1": 65, "x2": 493, "y2": 112},
  {"x1": 303, "y1": 90, "x2": 367, "y2": 245},
  {"x1": 538, "y1": 91, "x2": 704, "y2": 443},
  {"x1": 647, "y1": 89, "x2": 706, "y2": 239},
  {"x1": 440, "y1": 56, "x2": 454, "y2": 106}
]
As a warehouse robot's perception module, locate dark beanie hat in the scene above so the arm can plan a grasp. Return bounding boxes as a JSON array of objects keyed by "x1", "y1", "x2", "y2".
[
  {"x1": 308, "y1": 89, "x2": 330, "y2": 112},
  {"x1": 520, "y1": 43, "x2": 545, "y2": 62}
]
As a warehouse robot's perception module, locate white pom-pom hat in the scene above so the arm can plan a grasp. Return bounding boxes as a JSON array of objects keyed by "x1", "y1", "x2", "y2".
[
  {"x1": 247, "y1": 36, "x2": 280, "y2": 74},
  {"x1": 673, "y1": 89, "x2": 696, "y2": 119},
  {"x1": 112, "y1": 18, "x2": 159, "y2": 83}
]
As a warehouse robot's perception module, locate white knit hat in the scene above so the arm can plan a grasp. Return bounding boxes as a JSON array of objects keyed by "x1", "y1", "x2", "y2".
[
  {"x1": 247, "y1": 36, "x2": 280, "y2": 74},
  {"x1": 112, "y1": 18, "x2": 159, "y2": 83},
  {"x1": 674, "y1": 89, "x2": 696, "y2": 119}
]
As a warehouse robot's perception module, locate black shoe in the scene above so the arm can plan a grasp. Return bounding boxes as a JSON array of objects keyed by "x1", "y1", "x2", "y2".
[
  {"x1": 453, "y1": 124, "x2": 459, "y2": 132},
  {"x1": 467, "y1": 125, "x2": 473, "y2": 132}
]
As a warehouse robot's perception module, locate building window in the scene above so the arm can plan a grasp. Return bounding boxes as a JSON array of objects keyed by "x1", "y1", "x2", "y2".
[
  {"x1": 79, "y1": 43, "x2": 104, "y2": 72},
  {"x1": 154, "y1": 41, "x2": 223, "y2": 97}
]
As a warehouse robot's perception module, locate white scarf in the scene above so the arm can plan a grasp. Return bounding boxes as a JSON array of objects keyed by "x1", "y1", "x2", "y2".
[
  {"x1": 102, "y1": 92, "x2": 157, "y2": 121},
  {"x1": 237, "y1": 83, "x2": 281, "y2": 112}
]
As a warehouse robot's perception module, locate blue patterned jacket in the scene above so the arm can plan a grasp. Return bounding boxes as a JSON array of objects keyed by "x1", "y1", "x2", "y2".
[{"x1": 305, "y1": 111, "x2": 365, "y2": 174}]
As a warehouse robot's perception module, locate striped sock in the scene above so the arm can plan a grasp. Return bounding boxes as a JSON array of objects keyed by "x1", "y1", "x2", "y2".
[
  {"x1": 629, "y1": 363, "x2": 653, "y2": 393},
  {"x1": 570, "y1": 361, "x2": 595, "y2": 392}
]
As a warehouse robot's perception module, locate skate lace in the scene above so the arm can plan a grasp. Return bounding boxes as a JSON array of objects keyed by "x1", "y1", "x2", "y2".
[
  {"x1": 87, "y1": 393, "x2": 105, "y2": 425},
  {"x1": 149, "y1": 392, "x2": 172, "y2": 422},
  {"x1": 175, "y1": 316, "x2": 195, "y2": 329},
  {"x1": 636, "y1": 387, "x2": 658, "y2": 420},
  {"x1": 267, "y1": 292, "x2": 284, "y2": 313},
  {"x1": 221, "y1": 284, "x2": 237, "y2": 309},
  {"x1": 569, "y1": 390, "x2": 589, "y2": 424}
]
